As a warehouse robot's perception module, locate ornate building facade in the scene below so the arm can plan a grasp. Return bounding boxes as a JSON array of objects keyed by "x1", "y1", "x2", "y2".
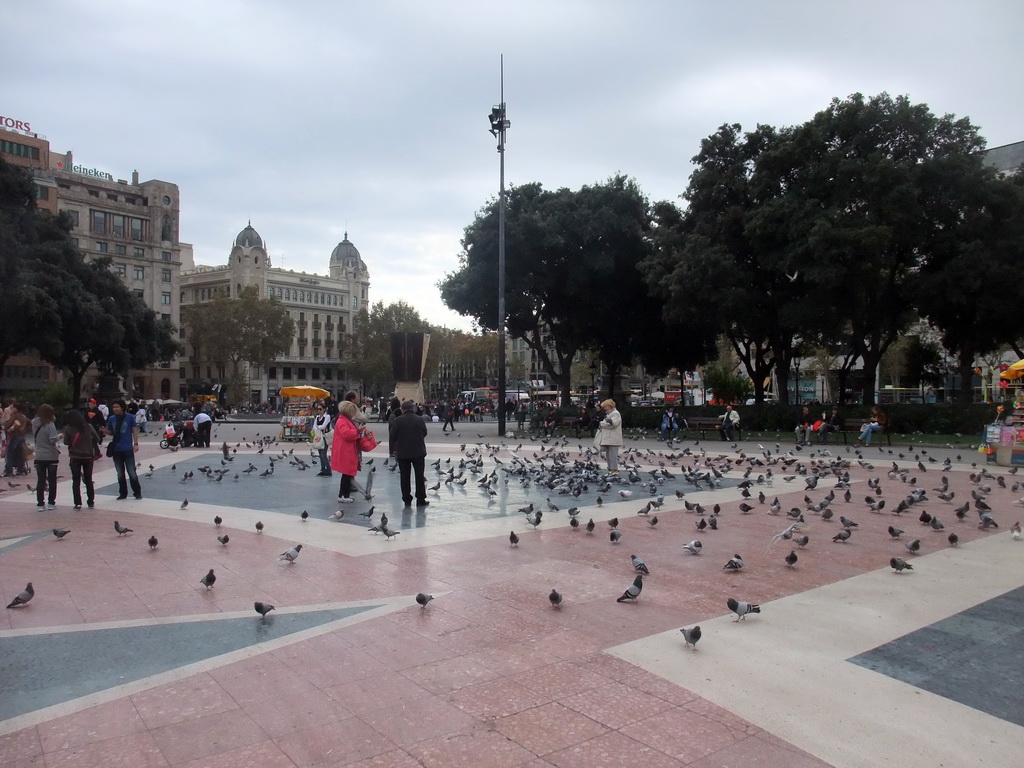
[{"x1": 179, "y1": 224, "x2": 370, "y2": 405}]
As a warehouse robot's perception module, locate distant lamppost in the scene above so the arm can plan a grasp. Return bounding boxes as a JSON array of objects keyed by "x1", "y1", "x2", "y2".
[
  {"x1": 590, "y1": 361, "x2": 596, "y2": 396},
  {"x1": 489, "y1": 56, "x2": 510, "y2": 434}
]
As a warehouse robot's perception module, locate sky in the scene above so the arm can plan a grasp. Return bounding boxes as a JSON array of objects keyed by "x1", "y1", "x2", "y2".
[{"x1": 5, "y1": 1, "x2": 1023, "y2": 331}]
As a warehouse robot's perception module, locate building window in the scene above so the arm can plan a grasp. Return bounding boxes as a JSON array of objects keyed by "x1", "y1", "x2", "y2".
[
  {"x1": 88, "y1": 190, "x2": 99, "y2": 197},
  {"x1": 134, "y1": 266, "x2": 145, "y2": 280},
  {"x1": 125, "y1": 197, "x2": 136, "y2": 205},
  {"x1": 268, "y1": 366, "x2": 277, "y2": 379},
  {"x1": 297, "y1": 368, "x2": 306, "y2": 380},
  {"x1": 61, "y1": 209, "x2": 80, "y2": 227},
  {"x1": 114, "y1": 263, "x2": 127, "y2": 278},
  {"x1": 268, "y1": 286, "x2": 274, "y2": 298},
  {"x1": 129, "y1": 217, "x2": 145, "y2": 241},
  {"x1": 161, "y1": 269, "x2": 171, "y2": 282},
  {"x1": 90, "y1": 210, "x2": 106, "y2": 233},
  {"x1": 134, "y1": 289, "x2": 144, "y2": 299},
  {"x1": 0, "y1": 139, "x2": 41, "y2": 159},
  {"x1": 352, "y1": 297, "x2": 358, "y2": 309},
  {"x1": 96, "y1": 241, "x2": 108, "y2": 253},
  {"x1": 285, "y1": 288, "x2": 291, "y2": 300},
  {"x1": 161, "y1": 313, "x2": 170, "y2": 322},
  {"x1": 161, "y1": 251, "x2": 171, "y2": 261},
  {"x1": 111, "y1": 214, "x2": 125, "y2": 237},
  {"x1": 115, "y1": 244, "x2": 126, "y2": 255},
  {"x1": 283, "y1": 367, "x2": 292, "y2": 380},
  {"x1": 106, "y1": 193, "x2": 118, "y2": 201},
  {"x1": 324, "y1": 369, "x2": 332, "y2": 380},
  {"x1": 277, "y1": 287, "x2": 282, "y2": 297},
  {"x1": 161, "y1": 292, "x2": 171, "y2": 305},
  {"x1": 311, "y1": 367, "x2": 320, "y2": 379}
]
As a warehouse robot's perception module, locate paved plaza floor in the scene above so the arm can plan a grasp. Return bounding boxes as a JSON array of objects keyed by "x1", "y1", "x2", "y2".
[{"x1": 1, "y1": 419, "x2": 1021, "y2": 767}]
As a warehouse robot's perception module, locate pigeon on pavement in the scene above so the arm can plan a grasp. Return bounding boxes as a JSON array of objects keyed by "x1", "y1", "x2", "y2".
[
  {"x1": 415, "y1": 593, "x2": 433, "y2": 608},
  {"x1": 114, "y1": 521, "x2": 133, "y2": 536},
  {"x1": 727, "y1": 597, "x2": 760, "y2": 621},
  {"x1": 630, "y1": 554, "x2": 650, "y2": 574},
  {"x1": 6, "y1": 582, "x2": 34, "y2": 608},
  {"x1": 548, "y1": 588, "x2": 563, "y2": 608},
  {"x1": 679, "y1": 625, "x2": 701, "y2": 650},
  {"x1": 723, "y1": 554, "x2": 744, "y2": 570},
  {"x1": 616, "y1": 574, "x2": 644, "y2": 602},
  {"x1": 278, "y1": 544, "x2": 302, "y2": 562},
  {"x1": 890, "y1": 557, "x2": 913, "y2": 573},
  {"x1": 52, "y1": 528, "x2": 71, "y2": 539},
  {"x1": 509, "y1": 531, "x2": 519, "y2": 547},
  {"x1": 217, "y1": 535, "x2": 229, "y2": 546},
  {"x1": 254, "y1": 601, "x2": 275, "y2": 619},
  {"x1": 148, "y1": 535, "x2": 158, "y2": 550},
  {"x1": 682, "y1": 539, "x2": 702, "y2": 555},
  {"x1": 200, "y1": 569, "x2": 216, "y2": 590},
  {"x1": 255, "y1": 520, "x2": 264, "y2": 533}
]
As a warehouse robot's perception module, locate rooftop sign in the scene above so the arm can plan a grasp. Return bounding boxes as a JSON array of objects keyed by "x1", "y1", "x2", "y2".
[
  {"x1": 55, "y1": 160, "x2": 114, "y2": 181},
  {"x1": 0, "y1": 114, "x2": 32, "y2": 134}
]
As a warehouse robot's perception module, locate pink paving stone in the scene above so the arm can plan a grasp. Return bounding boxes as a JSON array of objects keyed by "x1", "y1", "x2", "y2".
[
  {"x1": 406, "y1": 727, "x2": 538, "y2": 768},
  {"x1": 169, "y1": 739, "x2": 297, "y2": 768},
  {"x1": 274, "y1": 643, "x2": 391, "y2": 691},
  {"x1": 353, "y1": 696, "x2": 480, "y2": 748},
  {"x1": 399, "y1": 655, "x2": 502, "y2": 696},
  {"x1": 445, "y1": 676, "x2": 551, "y2": 720},
  {"x1": 463, "y1": 642, "x2": 563, "y2": 676},
  {"x1": 42, "y1": 731, "x2": 170, "y2": 768},
  {"x1": 340, "y1": 748, "x2": 435, "y2": 768},
  {"x1": 322, "y1": 671, "x2": 433, "y2": 718},
  {"x1": 625, "y1": 706, "x2": 744, "y2": 763},
  {"x1": 556, "y1": 681, "x2": 675, "y2": 730},
  {"x1": 686, "y1": 733, "x2": 834, "y2": 768},
  {"x1": 36, "y1": 697, "x2": 146, "y2": 754},
  {"x1": 506, "y1": 659, "x2": 614, "y2": 700},
  {"x1": 274, "y1": 716, "x2": 400, "y2": 767},
  {"x1": 543, "y1": 730, "x2": 686, "y2": 768},
  {"x1": 130, "y1": 673, "x2": 239, "y2": 730},
  {"x1": 493, "y1": 702, "x2": 609, "y2": 756},
  {"x1": 147, "y1": 707, "x2": 268, "y2": 764},
  {"x1": 0, "y1": 726, "x2": 42, "y2": 762},
  {"x1": 238, "y1": 686, "x2": 355, "y2": 739}
]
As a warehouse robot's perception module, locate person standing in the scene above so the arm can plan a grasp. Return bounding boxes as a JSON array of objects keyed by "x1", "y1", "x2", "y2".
[
  {"x1": 193, "y1": 408, "x2": 213, "y2": 447},
  {"x1": 104, "y1": 399, "x2": 141, "y2": 500},
  {"x1": 390, "y1": 399, "x2": 428, "y2": 506},
  {"x1": 311, "y1": 403, "x2": 333, "y2": 476},
  {"x1": 331, "y1": 400, "x2": 360, "y2": 502},
  {"x1": 442, "y1": 401, "x2": 456, "y2": 433},
  {"x1": 84, "y1": 399, "x2": 106, "y2": 444},
  {"x1": 31, "y1": 404, "x2": 63, "y2": 510},
  {"x1": 63, "y1": 409, "x2": 101, "y2": 509},
  {"x1": 596, "y1": 399, "x2": 623, "y2": 475},
  {"x1": 3, "y1": 402, "x2": 31, "y2": 476}
]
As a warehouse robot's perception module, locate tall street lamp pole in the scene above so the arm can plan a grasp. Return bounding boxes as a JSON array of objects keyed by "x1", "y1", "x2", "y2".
[{"x1": 489, "y1": 56, "x2": 510, "y2": 435}]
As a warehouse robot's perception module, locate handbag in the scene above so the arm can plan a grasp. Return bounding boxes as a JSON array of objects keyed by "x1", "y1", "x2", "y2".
[
  {"x1": 309, "y1": 428, "x2": 325, "y2": 450},
  {"x1": 358, "y1": 430, "x2": 378, "y2": 452},
  {"x1": 23, "y1": 442, "x2": 36, "y2": 463}
]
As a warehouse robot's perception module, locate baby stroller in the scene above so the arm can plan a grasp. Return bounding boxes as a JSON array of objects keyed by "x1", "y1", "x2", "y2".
[{"x1": 159, "y1": 420, "x2": 197, "y2": 449}]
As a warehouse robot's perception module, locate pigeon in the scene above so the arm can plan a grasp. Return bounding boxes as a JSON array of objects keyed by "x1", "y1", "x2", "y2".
[
  {"x1": 254, "y1": 601, "x2": 275, "y2": 619},
  {"x1": 929, "y1": 516, "x2": 944, "y2": 531},
  {"x1": 616, "y1": 574, "x2": 644, "y2": 602},
  {"x1": 832, "y1": 528, "x2": 851, "y2": 543},
  {"x1": 180, "y1": 498, "x2": 189, "y2": 509},
  {"x1": 415, "y1": 592, "x2": 433, "y2": 608},
  {"x1": 548, "y1": 588, "x2": 563, "y2": 608},
  {"x1": 679, "y1": 625, "x2": 702, "y2": 650},
  {"x1": 200, "y1": 569, "x2": 216, "y2": 590},
  {"x1": 647, "y1": 515, "x2": 659, "y2": 528},
  {"x1": 585, "y1": 518, "x2": 596, "y2": 534},
  {"x1": 217, "y1": 534, "x2": 230, "y2": 546},
  {"x1": 6, "y1": 582, "x2": 34, "y2": 608},
  {"x1": 278, "y1": 544, "x2": 302, "y2": 563},
  {"x1": 255, "y1": 520, "x2": 264, "y2": 533},
  {"x1": 301, "y1": 510, "x2": 309, "y2": 521},
  {"x1": 784, "y1": 550, "x2": 798, "y2": 568},
  {"x1": 947, "y1": 532, "x2": 959, "y2": 547},
  {"x1": 888, "y1": 525, "x2": 904, "y2": 539},
  {"x1": 840, "y1": 516, "x2": 858, "y2": 529},
  {"x1": 890, "y1": 557, "x2": 913, "y2": 573},
  {"x1": 52, "y1": 528, "x2": 71, "y2": 540},
  {"x1": 682, "y1": 539, "x2": 702, "y2": 555},
  {"x1": 148, "y1": 535, "x2": 158, "y2": 550},
  {"x1": 793, "y1": 534, "x2": 810, "y2": 548},
  {"x1": 569, "y1": 517, "x2": 580, "y2": 530},
  {"x1": 381, "y1": 527, "x2": 401, "y2": 540},
  {"x1": 610, "y1": 530, "x2": 623, "y2": 544},
  {"x1": 727, "y1": 597, "x2": 760, "y2": 621},
  {"x1": 919, "y1": 510, "x2": 932, "y2": 525},
  {"x1": 214, "y1": 515, "x2": 222, "y2": 527},
  {"x1": 608, "y1": 517, "x2": 619, "y2": 530},
  {"x1": 1011, "y1": 521, "x2": 1021, "y2": 540},
  {"x1": 509, "y1": 530, "x2": 519, "y2": 547},
  {"x1": 114, "y1": 521, "x2": 133, "y2": 536},
  {"x1": 709, "y1": 515, "x2": 719, "y2": 530},
  {"x1": 723, "y1": 554, "x2": 744, "y2": 570},
  {"x1": 630, "y1": 554, "x2": 650, "y2": 574},
  {"x1": 696, "y1": 517, "x2": 708, "y2": 531},
  {"x1": 905, "y1": 538, "x2": 921, "y2": 554}
]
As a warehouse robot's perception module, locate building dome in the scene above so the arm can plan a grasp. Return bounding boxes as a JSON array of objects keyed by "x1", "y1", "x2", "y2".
[
  {"x1": 234, "y1": 222, "x2": 264, "y2": 249},
  {"x1": 330, "y1": 232, "x2": 364, "y2": 269}
]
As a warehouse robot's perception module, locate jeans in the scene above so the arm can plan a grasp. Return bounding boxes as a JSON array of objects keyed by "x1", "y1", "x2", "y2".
[
  {"x1": 859, "y1": 422, "x2": 882, "y2": 445},
  {"x1": 34, "y1": 460, "x2": 58, "y2": 505},
  {"x1": 317, "y1": 446, "x2": 330, "y2": 474},
  {"x1": 111, "y1": 449, "x2": 141, "y2": 498},
  {"x1": 795, "y1": 426, "x2": 813, "y2": 443},
  {"x1": 69, "y1": 457, "x2": 96, "y2": 507},
  {"x1": 4, "y1": 434, "x2": 26, "y2": 475},
  {"x1": 398, "y1": 456, "x2": 426, "y2": 504}
]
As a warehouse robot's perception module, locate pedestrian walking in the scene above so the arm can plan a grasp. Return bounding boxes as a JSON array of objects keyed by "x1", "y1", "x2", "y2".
[{"x1": 390, "y1": 400, "x2": 428, "y2": 506}]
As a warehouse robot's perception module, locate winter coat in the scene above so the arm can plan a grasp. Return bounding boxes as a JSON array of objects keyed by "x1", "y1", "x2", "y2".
[
  {"x1": 597, "y1": 408, "x2": 623, "y2": 446},
  {"x1": 329, "y1": 414, "x2": 360, "y2": 476},
  {"x1": 64, "y1": 424, "x2": 102, "y2": 460}
]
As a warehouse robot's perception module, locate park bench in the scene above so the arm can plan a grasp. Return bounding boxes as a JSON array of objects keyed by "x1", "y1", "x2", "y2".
[
  {"x1": 828, "y1": 419, "x2": 891, "y2": 446},
  {"x1": 688, "y1": 416, "x2": 742, "y2": 442}
]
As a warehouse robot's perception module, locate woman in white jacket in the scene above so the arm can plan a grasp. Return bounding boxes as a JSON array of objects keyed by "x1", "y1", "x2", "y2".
[{"x1": 596, "y1": 399, "x2": 623, "y2": 474}]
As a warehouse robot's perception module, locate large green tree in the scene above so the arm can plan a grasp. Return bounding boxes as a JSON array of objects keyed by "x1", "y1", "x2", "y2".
[
  {"x1": 345, "y1": 300, "x2": 431, "y2": 398},
  {"x1": 182, "y1": 285, "x2": 293, "y2": 406}
]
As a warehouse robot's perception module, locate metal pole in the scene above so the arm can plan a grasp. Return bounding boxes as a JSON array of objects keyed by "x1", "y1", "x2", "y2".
[{"x1": 495, "y1": 56, "x2": 508, "y2": 435}]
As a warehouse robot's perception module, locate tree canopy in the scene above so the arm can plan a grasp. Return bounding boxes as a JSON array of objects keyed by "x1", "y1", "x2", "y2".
[{"x1": 345, "y1": 300, "x2": 431, "y2": 398}]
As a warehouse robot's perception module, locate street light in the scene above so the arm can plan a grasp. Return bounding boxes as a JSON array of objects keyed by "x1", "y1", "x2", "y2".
[{"x1": 489, "y1": 56, "x2": 510, "y2": 435}]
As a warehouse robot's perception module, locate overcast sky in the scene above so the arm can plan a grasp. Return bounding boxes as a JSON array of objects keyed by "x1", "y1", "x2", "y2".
[{"x1": 5, "y1": 1, "x2": 1022, "y2": 330}]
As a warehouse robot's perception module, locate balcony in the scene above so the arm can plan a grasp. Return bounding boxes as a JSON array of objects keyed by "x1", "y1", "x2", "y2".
[
  {"x1": 296, "y1": 320, "x2": 308, "y2": 329},
  {"x1": 325, "y1": 322, "x2": 334, "y2": 331},
  {"x1": 298, "y1": 337, "x2": 308, "y2": 345},
  {"x1": 312, "y1": 338, "x2": 322, "y2": 347},
  {"x1": 325, "y1": 339, "x2": 334, "y2": 348},
  {"x1": 312, "y1": 321, "x2": 322, "y2": 330}
]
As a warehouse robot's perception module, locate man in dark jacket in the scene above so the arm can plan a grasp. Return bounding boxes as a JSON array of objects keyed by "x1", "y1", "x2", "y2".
[{"x1": 389, "y1": 400, "x2": 428, "y2": 507}]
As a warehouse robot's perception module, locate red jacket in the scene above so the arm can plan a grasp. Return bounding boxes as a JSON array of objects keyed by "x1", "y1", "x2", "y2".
[{"x1": 330, "y1": 414, "x2": 360, "y2": 475}]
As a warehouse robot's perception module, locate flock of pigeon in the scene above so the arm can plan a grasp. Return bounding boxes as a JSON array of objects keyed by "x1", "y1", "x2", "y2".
[{"x1": 6, "y1": 432, "x2": 1022, "y2": 649}]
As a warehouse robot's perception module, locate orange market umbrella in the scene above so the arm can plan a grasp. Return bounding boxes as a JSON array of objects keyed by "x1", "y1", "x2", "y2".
[
  {"x1": 1008, "y1": 359, "x2": 1024, "y2": 372},
  {"x1": 280, "y1": 385, "x2": 330, "y2": 399},
  {"x1": 1001, "y1": 369, "x2": 1023, "y2": 380}
]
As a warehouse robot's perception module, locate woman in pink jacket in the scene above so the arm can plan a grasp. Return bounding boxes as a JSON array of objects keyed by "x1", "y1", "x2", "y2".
[{"x1": 331, "y1": 401, "x2": 361, "y2": 502}]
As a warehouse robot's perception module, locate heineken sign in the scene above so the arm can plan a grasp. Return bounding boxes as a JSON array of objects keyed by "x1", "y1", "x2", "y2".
[{"x1": 55, "y1": 160, "x2": 114, "y2": 180}]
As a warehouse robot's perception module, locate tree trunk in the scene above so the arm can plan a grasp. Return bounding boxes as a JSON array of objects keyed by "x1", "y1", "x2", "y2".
[
  {"x1": 956, "y1": 349, "x2": 975, "y2": 405},
  {"x1": 860, "y1": 352, "x2": 879, "y2": 405}
]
